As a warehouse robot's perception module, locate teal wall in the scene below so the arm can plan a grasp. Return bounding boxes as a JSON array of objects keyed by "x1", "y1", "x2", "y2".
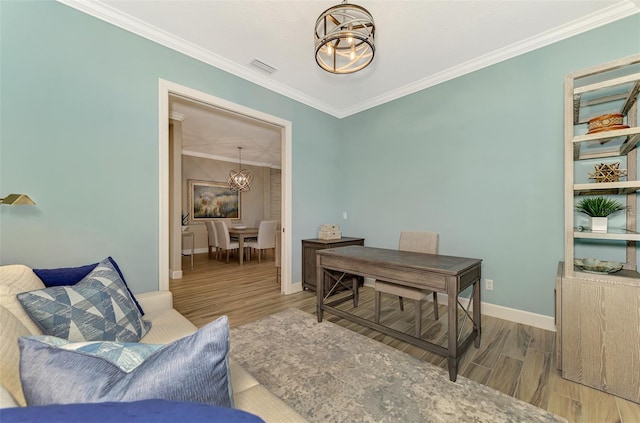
[
  {"x1": 1, "y1": 0, "x2": 638, "y2": 317},
  {"x1": 0, "y1": 0, "x2": 344, "y2": 291},
  {"x1": 340, "y1": 15, "x2": 640, "y2": 316}
]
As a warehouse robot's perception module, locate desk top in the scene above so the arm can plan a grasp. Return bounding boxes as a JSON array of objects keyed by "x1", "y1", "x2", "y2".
[{"x1": 316, "y1": 245, "x2": 481, "y2": 276}]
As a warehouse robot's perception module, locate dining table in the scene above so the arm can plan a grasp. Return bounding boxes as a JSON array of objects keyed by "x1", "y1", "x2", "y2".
[{"x1": 227, "y1": 226, "x2": 259, "y2": 266}]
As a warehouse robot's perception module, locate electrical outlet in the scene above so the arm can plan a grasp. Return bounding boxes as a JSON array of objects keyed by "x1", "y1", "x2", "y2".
[
  {"x1": 343, "y1": 211, "x2": 348, "y2": 220},
  {"x1": 485, "y1": 279, "x2": 494, "y2": 291}
]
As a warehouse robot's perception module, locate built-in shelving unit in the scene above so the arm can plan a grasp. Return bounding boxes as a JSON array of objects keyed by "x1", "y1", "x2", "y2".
[
  {"x1": 556, "y1": 54, "x2": 640, "y2": 404},
  {"x1": 565, "y1": 54, "x2": 640, "y2": 277}
]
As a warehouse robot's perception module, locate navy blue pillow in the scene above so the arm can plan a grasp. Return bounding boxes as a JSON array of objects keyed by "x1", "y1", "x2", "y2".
[
  {"x1": 1, "y1": 399, "x2": 265, "y2": 422},
  {"x1": 33, "y1": 257, "x2": 144, "y2": 315}
]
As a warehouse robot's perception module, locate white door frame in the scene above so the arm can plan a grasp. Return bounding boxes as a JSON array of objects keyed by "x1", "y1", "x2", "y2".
[{"x1": 158, "y1": 79, "x2": 294, "y2": 294}]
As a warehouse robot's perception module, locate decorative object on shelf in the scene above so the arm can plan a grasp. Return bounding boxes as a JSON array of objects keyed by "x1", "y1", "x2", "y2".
[
  {"x1": 318, "y1": 224, "x2": 341, "y2": 240},
  {"x1": 181, "y1": 212, "x2": 190, "y2": 231},
  {"x1": 0, "y1": 193, "x2": 36, "y2": 205},
  {"x1": 189, "y1": 180, "x2": 240, "y2": 220},
  {"x1": 228, "y1": 146, "x2": 253, "y2": 192},
  {"x1": 588, "y1": 162, "x2": 627, "y2": 183},
  {"x1": 314, "y1": 0, "x2": 375, "y2": 74},
  {"x1": 574, "y1": 258, "x2": 623, "y2": 274},
  {"x1": 575, "y1": 196, "x2": 626, "y2": 232},
  {"x1": 587, "y1": 113, "x2": 629, "y2": 134}
]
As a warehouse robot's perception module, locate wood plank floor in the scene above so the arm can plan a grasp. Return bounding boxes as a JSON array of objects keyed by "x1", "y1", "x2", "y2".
[{"x1": 170, "y1": 253, "x2": 640, "y2": 423}]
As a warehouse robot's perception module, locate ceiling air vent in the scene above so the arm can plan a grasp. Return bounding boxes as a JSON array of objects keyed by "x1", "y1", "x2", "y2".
[{"x1": 250, "y1": 59, "x2": 278, "y2": 75}]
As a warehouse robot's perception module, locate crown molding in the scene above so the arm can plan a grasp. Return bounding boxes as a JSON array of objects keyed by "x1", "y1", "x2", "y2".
[
  {"x1": 182, "y1": 149, "x2": 280, "y2": 169},
  {"x1": 338, "y1": 1, "x2": 640, "y2": 118},
  {"x1": 57, "y1": 0, "x2": 337, "y2": 116},
  {"x1": 58, "y1": 0, "x2": 639, "y2": 120}
]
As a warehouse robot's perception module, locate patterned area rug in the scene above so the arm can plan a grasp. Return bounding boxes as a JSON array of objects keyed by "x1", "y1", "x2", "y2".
[{"x1": 229, "y1": 308, "x2": 566, "y2": 423}]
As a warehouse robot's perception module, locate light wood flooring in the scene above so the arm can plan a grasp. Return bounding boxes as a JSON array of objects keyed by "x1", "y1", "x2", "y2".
[{"x1": 170, "y1": 253, "x2": 640, "y2": 423}]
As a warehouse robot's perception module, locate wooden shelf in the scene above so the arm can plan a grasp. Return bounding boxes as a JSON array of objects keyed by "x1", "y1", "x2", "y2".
[
  {"x1": 574, "y1": 227, "x2": 640, "y2": 241},
  {"x1": 573, "y1": 180, "x2": 640, "y2": 195}
]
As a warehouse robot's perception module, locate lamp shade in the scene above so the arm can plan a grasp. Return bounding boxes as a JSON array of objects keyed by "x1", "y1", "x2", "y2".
[{"x1": 0, "y1": 194, "x2": 36, "y2": 205}]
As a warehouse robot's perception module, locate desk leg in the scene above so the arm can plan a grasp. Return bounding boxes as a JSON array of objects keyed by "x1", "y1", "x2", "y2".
[
  {"x1": 353, "y1": 275, "x2": 359, "y2": 308},
  {"x1": 447, "y1": 278, "x2": 458, "y2": 382},
  {"x1": 316, "y1": 257, "x2": 324, "y2": 322},
  {"x1": 473, "y1": 278, "x2": 481, "y2": 348}
]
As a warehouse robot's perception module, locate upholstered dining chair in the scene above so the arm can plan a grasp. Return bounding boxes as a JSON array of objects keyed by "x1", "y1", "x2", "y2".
[
  {"x1": 213, "y1": 220, "x2": 240, "y2": 264},
  {"x1": 245, "y1": 220, "x2": 278, "y2": 263},
  {"x1": 374, "y1": 231, "x2": 439, "y2": 337},
  {"x1": 204, "y1": 221, "x2": 219, "y2": 260},
  {"x1": 274, "y1": 224, "x2": 281, "y2": 284}
]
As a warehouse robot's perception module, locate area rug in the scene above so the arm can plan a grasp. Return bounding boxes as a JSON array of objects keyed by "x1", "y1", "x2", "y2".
[{"x1": 229, "y1": 308, "x2": 566, "y2": 423}]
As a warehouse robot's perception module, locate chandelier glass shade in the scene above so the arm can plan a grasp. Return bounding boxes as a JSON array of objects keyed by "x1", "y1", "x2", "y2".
[
  {"x1": 228, "y1": 146, "x2": 253, "y2": 192},
  {"x1": 314, "y1": 1, "x2": 375, "y2": 74}
]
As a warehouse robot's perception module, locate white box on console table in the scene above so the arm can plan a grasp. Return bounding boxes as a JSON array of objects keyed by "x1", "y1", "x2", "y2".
[
  {"x1": 320, "y1": 224, "x2": 340, "y2": 232},
  {"x1": 318, "y1": 230, "x2": 341, "y2": 240}
]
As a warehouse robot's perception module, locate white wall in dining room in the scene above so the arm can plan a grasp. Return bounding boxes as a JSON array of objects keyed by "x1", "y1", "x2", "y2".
[{"x1": 181, "y1": 154, "x2": 279, "y2": 251}]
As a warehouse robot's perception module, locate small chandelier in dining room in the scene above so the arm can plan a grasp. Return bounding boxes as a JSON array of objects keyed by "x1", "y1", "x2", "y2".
[
  {"x1": 228, "y1": 146, "x2": 253, "y2": 192},
  {"x1": 314, "y1": 0, "x2": 375, "y2": 74}
]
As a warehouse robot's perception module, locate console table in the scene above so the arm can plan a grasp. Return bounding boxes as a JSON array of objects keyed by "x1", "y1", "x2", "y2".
[
  {"x1": 302, "y1": 237, "x2": 365, "y2": 292},
  {"x1": 316, "y1": 245, "x2": 482, "y2": 382}
]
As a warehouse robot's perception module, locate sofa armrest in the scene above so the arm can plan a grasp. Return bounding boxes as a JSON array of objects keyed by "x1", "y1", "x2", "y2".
[{"x1": 135, "y1": 290, "x2": 173, "y2": 316}]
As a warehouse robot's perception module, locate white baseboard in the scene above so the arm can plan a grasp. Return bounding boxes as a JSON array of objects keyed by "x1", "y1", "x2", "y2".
[
  {"x1": 169, "y1": 269, "x2": 183, "y2": 279},
  {"x1": 364, "y1": 278, "x2": 555, "y2": 332}
]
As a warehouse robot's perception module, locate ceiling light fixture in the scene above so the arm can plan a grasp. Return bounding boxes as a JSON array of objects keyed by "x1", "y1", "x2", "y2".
[
  {"x1": 314, "y1": 0, "x2": 375, "y2": 74},
  {"x1": 228, "y1": 146, "x2": 253, "y2": 192}
]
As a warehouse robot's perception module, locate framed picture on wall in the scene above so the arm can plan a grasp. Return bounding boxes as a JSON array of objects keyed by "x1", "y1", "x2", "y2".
[{"x1": 188, "y1": 180, "x2": 241, "y2": 221}]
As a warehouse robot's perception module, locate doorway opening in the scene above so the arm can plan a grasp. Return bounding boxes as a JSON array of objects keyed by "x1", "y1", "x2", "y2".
[{"x1": 158, "y1": 79, "x2": 293, "y2": 294}]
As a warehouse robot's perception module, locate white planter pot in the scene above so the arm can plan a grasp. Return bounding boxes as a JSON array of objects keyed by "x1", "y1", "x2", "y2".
[{"x1": 590, "y1": 217, "x2": 608, "y2": 233}]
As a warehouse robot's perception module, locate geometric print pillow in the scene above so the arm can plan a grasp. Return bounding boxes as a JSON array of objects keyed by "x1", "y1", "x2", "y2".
[{"x1": 17, "y1": 258, "x2": 151, "y2": 342}]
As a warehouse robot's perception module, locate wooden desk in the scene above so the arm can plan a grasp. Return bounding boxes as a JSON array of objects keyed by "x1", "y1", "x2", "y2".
[
  {"x1": 316, "y1": 245, "x2": 482, "y2": 382},
  {"x1": 228, "y1": 227, "x2": 258, "y2": 266}
]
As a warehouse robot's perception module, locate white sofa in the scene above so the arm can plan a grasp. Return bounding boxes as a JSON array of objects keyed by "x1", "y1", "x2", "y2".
[{"x1": 0, "y1": 264, "x2": 306, "y2": 422}]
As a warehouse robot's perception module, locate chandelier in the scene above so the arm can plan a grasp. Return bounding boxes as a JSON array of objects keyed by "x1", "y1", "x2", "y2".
[
  {"x1": 314, "y1": 1, "x2": 375, "y2": 74},
  {"x1": 228, "y1": 146, "x2": 253, "y2": 192}
]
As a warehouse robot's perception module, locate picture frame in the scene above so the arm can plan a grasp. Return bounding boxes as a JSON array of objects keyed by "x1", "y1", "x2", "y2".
[{"x1": 188, "y1": 180, "x2": 241, "y2": 221}]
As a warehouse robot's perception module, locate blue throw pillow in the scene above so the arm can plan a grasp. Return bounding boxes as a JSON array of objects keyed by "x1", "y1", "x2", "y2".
[
  {"x1": 17, "y1": 258, "x2": 151, "y2": 342},
  {"x1": 1, "y1": 400, "x2": 264, "y2": 423},
  {"x1": 33, "y1": 256, "x2": 144, "y2": 315},
  {"x1": 19, "y1": 316, "x2": 234, "y2": 408}
]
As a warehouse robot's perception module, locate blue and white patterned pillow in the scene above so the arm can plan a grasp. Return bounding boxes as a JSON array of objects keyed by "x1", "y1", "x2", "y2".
[
  {"x1": 19, "y1": 316, "x2": 233, "y2": 408},
  {"x1": 17, "y1": 258, "x2": 151, "y2": 342},
  {"x1": 30, "y1": 335, "x2": 164, "y2": 372}
]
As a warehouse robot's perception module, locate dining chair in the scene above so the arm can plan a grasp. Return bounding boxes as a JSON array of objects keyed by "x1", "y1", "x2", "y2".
[
  {"x1": 214, "y1": 220, "x2": 240, "y2": 264},
  {"x1": 374, "y1": 231, "x2": 439, "y2": 337},
  {"x1": 274, "y1": 224, "x2": 281, "y2": 284},
  {"x1": 204, "y1": 221, "x2": 219, "y2": 260},
  {"x1": 245, "y1": 220, "x2": 278, "y2": 263}
]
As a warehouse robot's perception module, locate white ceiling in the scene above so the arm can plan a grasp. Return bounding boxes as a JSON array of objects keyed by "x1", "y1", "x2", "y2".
[{"x1": 60, "y1": 0, "x2": 640, "y2": 165}]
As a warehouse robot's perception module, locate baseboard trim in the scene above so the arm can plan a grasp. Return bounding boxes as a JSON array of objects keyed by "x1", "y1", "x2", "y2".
[
  {"x1": 169, "y1": 269, "x2": 183, "y2": 279},
  {"x1": 364, "y1": 279, "x2": 554, "y2": 332}
]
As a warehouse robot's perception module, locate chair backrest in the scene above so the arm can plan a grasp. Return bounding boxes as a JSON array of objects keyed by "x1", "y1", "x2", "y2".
[
  {"x1": 398, "y1": 231, "x2": 438, "y2": 254},
  {"x1": 214, "y1": 220, "x2": 231, "y2": 249},
  {"x1": 256, "y1": 220, "x2": 279, "y2": 249},
  {"x1": 204, "y1": 221, "x2": 218, "y2": 247}
]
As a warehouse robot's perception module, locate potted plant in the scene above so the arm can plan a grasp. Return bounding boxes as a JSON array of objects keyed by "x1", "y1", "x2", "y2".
[{"x1": 575, "y1": 196, "x2": 626, "y2": 232}]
